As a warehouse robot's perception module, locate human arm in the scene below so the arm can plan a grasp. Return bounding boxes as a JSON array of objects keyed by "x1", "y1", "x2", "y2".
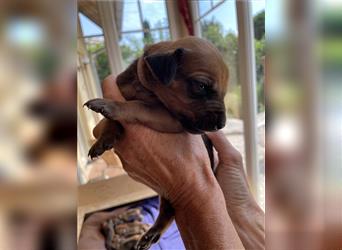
[
  {"x1": 96, "y1": 75, "x2": 244, "y2": 249},
  {"x1": 207, "y1": 131, "x2": 265, "y2": 249}
]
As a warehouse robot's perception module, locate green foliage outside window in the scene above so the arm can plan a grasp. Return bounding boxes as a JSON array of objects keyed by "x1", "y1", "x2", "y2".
[
  {"x1": 86, "y1": 42, "x2": 110, "y2": 83},
  {"x1": 201, "y1": 10, "x2": 265, "y2": 118}
]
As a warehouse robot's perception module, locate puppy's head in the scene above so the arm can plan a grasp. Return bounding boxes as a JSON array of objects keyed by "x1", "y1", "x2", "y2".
[{"x1": 140, "y1": 37, "x2": 229, "y2": 133}]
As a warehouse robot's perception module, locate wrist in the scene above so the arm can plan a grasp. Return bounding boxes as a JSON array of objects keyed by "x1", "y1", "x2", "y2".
[
  {"x1": 173, "y1": 179, "x2": 244, "y2": 249},
  {"x1": 168, "y1": 169, "x2": 219, "y2": 210},
  {"x1": 229, "y1": 203, "x2": 265, "y2": 250},
  {"x1": 216, "y1": 165, "x2": 265, "y2": 249},
  {"x1": 216, "y1": 165, "x2": 254, "y2": 211}
]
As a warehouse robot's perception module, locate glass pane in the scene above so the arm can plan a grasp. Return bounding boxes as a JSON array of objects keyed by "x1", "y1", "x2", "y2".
[
  {"x1": 119, "y1": 32, "x2": 144, "y2": 67},
  {"x1": 84, "y1": 36, "x2": 110, "y2": 83},
  {"x1": 140, "y1": 0, "x2": 169, "y2": 29},
  {"x1": 151, "y1": 29, "x2": 170, "y2": 42},
  {"x1": 212, "y1": 0, "x2": 224, "y2": 5},
  {"x1": 198, "y1": 1, "x2": 211, "y2": 17},
  {"x1": 122, "y1": 0, "x2": 142, "y2": 32},
  {"x1": 252, "y1": 0, "x2": 265, "y2": 210},
  {"x1": 118, "y1": 1, "x2": 171, "y2": 67},
  {"x1": 252, "y1": 6, "x2": 265, "y2": 113},
  {"x1": 198, "y1": 0, "x2": 224, "y2": 18},
  {"x1": 79, "y1": 13, "x2": 103, "y2": 37}
]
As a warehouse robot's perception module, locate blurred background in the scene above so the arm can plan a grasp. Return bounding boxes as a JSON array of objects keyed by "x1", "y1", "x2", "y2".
[
  {"x1": 0, "y1": 0, "x2": 76, "y2": 249},
  {"x1": 266, "y1": 0, "x2": 342, "y2": 249},
  {"x1": 0, "y1": 0, "x2": 341, "y2": 249}
]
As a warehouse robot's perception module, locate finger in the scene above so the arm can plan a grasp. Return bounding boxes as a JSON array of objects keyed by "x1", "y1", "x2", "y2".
[
  {"x1": 102, "y1": 75, "x2": 126, "y2": 102},
  {"x1": 206, "y1": 131, "x2": 242, "y2": 164},
  {"x1": 120, "y1": 235, "x2": 141, "y2": 248},
  {"x1": 119, "y1": 208, "x2": 143, "y2": 223},
  {"x1": 115, "y1": 222, "x2": 148, "y2": 236},
  {"x1": 213, "y1": 149, "x2": 219, "y2": 168},
  {"x1": 84, "y1": 208, "x2": 128, "y2": 226}
]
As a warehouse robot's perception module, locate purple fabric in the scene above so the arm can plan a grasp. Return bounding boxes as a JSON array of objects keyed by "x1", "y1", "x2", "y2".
[{"x1": 132, "y1": 197, "x2": 185, "y2": 250}]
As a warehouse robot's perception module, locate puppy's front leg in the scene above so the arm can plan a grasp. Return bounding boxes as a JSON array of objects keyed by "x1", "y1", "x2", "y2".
[
  {"x1": 84, "y1": 98, "x2": 183, "y2": 133},
  {"x1": 88, "y1": 119, "x2": 124, "y2": 159}
]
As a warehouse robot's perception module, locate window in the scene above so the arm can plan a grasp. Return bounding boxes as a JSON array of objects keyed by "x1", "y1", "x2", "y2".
[
  {"x1": 118, "y1": 0, "x2": 171, "y2": 67},
  {"x1": 78, "y1": 12, "x2": 110, "y2": 83},
  {"x1": 78, "y1": 1, "x2": 171, "y2": 82},
  {"x1": 252, "y1": 2, "x2": 265, "y2": 113}
]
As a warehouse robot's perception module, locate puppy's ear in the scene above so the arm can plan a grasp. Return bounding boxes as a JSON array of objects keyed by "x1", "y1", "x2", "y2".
[{"x1": 144, "y1": 48, "x2": 184, "y2": 85}]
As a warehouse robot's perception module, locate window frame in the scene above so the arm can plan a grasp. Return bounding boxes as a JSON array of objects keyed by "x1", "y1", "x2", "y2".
[
  {"x1": 236, "y1": 0, "x2": 260, "y2": 197},
  {"x1": 195, "y1": 0, "x2": 225, "y2": 22},
  {"x1": 97, "y1": 0, "x2": 172, "y2": 74},
  {"x1": 98, "y1": 1, "x2": 124, "y2": 75}
]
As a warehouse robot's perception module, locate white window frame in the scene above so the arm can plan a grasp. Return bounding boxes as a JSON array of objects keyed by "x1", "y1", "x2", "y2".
[
  {"x1": 98, "y1": 0, "x2": 172, "y2": 75},
  {"x1": 77, "y1": 15, "x2": 104, "y2": 183},
  {"x1": 191, "y1": 0, "x2": 260, "y2": 196},
  {"x1": 236, "y1": 0, "x2": 259, "y2": 196},
  {"x1": 166, "y1": 0, "x2": 185, "y2": 40},
  {"x1": 98, "y1": 1, "x2": 124, "y2": 75}
]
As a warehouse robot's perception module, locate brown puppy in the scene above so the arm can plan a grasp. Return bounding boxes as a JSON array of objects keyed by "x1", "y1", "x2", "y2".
[{"x1": 84, "y1": 37, "x2": 229, "y2": 250}]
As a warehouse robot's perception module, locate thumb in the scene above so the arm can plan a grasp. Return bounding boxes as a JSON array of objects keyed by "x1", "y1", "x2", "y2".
[
  {"x1": 102, "y1": 75, "x2": 126, "y2": 102},
  {"x1": 206, "y1": 131, "x2": 242, "y2": 165}
]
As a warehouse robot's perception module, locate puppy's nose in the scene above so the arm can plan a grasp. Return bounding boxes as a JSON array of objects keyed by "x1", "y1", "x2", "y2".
[
  {"x1": 199, "y1": 112, "x2": 226, "y2": 131},
  {"x1": 216, "y1": 113, "x2": 226, "y2": 130}
]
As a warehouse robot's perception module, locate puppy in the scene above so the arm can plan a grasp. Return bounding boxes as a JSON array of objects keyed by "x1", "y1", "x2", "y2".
[{"x1": 84, "y1": 36, "x2": 229, "y2": 250}]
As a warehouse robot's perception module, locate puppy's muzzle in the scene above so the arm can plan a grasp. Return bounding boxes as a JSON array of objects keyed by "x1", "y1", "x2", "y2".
[
  {"x1": 180, "y1": 111, "x2": 226, "y2": 133},
  {"x1": 196, "y1": 111, "x2": 226, "y2": 131},
  {"x1": 195, "y1": 101, "x2": 226, "y2": 132}
]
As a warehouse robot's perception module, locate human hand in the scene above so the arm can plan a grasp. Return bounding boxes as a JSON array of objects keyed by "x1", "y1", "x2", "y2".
[
  {"x1": 100, "y1": 75, "x2": 214, "y2": 208},
  {"x1": 98, "y1": 75, "x2": 243, "y2": 249},
  {"x1": 207, "y1": 131, "x2": 265, "y2": 249},
  {"x1": 207, "y1": 131, "x2": 254, "y2": 212},
  {"x1": 78, "y1": 208, "x2": 148, "y2": 250},
  {"x1": 78, "y1": 208, "x2": 126, "y2": 250}
]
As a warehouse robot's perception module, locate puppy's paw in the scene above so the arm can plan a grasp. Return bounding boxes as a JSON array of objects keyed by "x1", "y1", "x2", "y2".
[
  {"x1": 135, "y1": 229, "x2": 161, "y2": 250},
  {"x1": 88, "y1": 135, "x2": 115, "y2": 159},
  {"x1": 84, "y1": 98, "x2": 120, "y2": 120}
]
